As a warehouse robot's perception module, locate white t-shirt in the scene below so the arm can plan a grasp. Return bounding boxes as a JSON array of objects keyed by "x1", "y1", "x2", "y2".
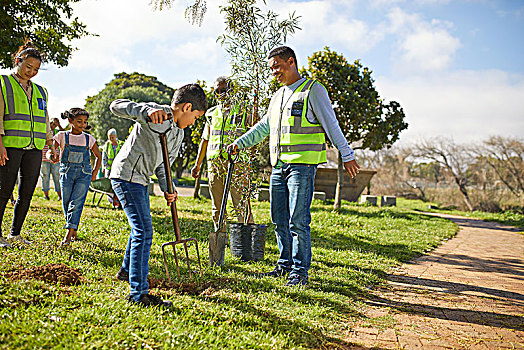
[{"x1": 53, "y1": 131, "x2": 96, "y2": 158}]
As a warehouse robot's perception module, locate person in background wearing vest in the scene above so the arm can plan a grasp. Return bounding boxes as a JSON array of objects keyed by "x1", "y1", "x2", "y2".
[
  {"x1": 102, "y1": 128, "x2": 124, "y2": 178},
  {"x1": 102, "y1": 128, "x2": 124, "y2": 207},
  {"x1": 53, "y1": 108, "x2": 102, "y2": 246},
  {"x1": 191, "y1": 76, "x2": 254, "y2": 238},
  {"x1": 0, "y1": 40, "x2": 58, "y2": 248},
  {"x1": 228, "y1": 46, "x2": 360, "y2": 287},
  {"x1": 40, "y1": 118, "x2": 63, "y2": 200}
]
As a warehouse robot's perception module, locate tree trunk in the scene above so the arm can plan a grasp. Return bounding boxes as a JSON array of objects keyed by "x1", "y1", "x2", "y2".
[
  {"x1": 458, "y1": 184, "x2": 474, "y2": 211},
  {"x1": 334, "y1": 152, "x2": 343, "y2": 210},
  {"x1": 448, "y1": 171, "x2": 474, "y2": 211}
]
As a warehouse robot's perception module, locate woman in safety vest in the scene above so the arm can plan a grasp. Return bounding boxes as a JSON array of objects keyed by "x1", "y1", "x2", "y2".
[{"x1": 0, "y1": 40, "x2": 58, "y2": 248}]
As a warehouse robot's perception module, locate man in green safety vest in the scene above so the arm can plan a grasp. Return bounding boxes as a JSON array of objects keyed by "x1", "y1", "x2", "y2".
[
  {"x1": 102, "y1": 128, "x2": 124, "y2": 177},
  {"x1": 192, "y1": 76, "x2": 254, "y2": 233},
  {"x1": 228, "y1": 46, "x2": 360, "y2": 287}
]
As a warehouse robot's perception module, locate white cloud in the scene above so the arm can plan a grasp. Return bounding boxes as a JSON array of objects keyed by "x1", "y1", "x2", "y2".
[
  {"x1": 375, "y1": 70, "x2": 524, "y2": 143},
  {"x1": 399, "y1": 25, "x2": 461, "y2": 71},
  {"x1": 386, "y1": 8, "x2": 461, "y2": 73},
  {"x1": 66, "y1": 0, "x2": 225, "y2": 71},
  {"x1": 269, "y1": 0, "x2": 387, "y2": 54}
]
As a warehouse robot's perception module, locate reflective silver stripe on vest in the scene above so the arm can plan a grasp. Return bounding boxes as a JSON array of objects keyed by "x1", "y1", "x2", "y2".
[
  {"x1": 210, "y1": 130, "x2": 232, "y2": 136},
  {"x1": 208, "y1": 143, "x2": 224, "y2": 151},
  {"x1": 280, "y1": 125, "x2": 324, "y2": 134},
  {"x1": 271, "y1": 125, "x2": 324, "y2": 134},
  {"x1": 4, "y1": 130, "x2": 47, "y2": 139},
  {"x1": 3, "y1": 113, "x2": 46, "y2": 123},
  {"x1": 272, "y1": 143, "x2": 326, "y2": 153},
  {"x1": 1, "y1": 75, "x2": 16, "y2": 117}
]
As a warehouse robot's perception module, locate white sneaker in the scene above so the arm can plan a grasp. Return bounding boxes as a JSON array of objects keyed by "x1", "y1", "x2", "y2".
[
  {"x1": 7, "y1": 234, "x2": 31, "y2": 245},
  {"x1": 0, "y1": 236, "x2": 11, "y2": 248}
]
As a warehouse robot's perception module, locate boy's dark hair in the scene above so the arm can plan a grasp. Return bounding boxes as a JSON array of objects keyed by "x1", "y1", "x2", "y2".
[
  {"x1": 13, "y1": 39, "x2": 43, "y2": 67},
  {"x1": 268, "y1": 46, "x2": 297, "y2": 67},
  {"x1": 171, "y1": 84, "x2": 208, "y2": 111},
  {"x1": 61, "y1": 108, "x2": 89, "y2": 120}
]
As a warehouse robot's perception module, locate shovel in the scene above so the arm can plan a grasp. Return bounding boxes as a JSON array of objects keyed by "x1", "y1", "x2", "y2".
[
  {"x1": 155, "y1": 130, "x2": 202, "y2": 282},
  {"x1": 209, "y1": 150, "x2": 239, "y2": 266}
]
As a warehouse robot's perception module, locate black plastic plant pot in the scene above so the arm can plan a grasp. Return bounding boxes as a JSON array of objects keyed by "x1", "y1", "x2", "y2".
[{"x1": 229, "y1": 223, "x2": 268, "y2": 262}]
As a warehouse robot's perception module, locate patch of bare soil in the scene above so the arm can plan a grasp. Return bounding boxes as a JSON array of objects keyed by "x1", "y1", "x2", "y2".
[
  {"x1": 5, "y1": 263, "x2": 85, "y2": 286},
  {"x1": 148, "y1": 277, "x2": 231, "y2": 295}
]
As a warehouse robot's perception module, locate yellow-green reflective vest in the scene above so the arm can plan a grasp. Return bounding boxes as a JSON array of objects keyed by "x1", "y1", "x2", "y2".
[
  {"x1": 1, "y1": 75, "x2": 48, "y2": 150},
  {"x1": 207, "y1": 104, "x2": 247, "y2": 160},
  {"x1": 269, "y1": 79, "x2": 327, "y2": 166},
  {"x1": 104, "y1": 140, "x2": 124, "y2": 170}
]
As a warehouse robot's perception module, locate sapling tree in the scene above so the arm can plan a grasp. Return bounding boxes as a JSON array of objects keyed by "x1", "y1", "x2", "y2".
[{"x1": 212, "y1": 0, "x2": 300, "y2": 220}]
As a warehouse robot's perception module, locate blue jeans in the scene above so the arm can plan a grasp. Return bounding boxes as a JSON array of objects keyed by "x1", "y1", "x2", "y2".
[
  {"x1": 41, "y1": 161, "x2": 60, "y2": 193},
  {"x1": 270, "y1": 163, "x2": 317, "y2": 279},
  {"x1": 111, "y1": 179, "x2": 153, "y2": 301},
  {"x1": 60, "y1": 164, "x2": 91, "y2": 230}
]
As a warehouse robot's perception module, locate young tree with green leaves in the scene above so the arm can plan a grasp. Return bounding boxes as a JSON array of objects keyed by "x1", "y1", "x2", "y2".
[
  {"x1": 218, "y1": 0, "x2": 300, "y2": 121},
  {"x1": 215, "y1": 1, "x2": 300, "y2": 217},
  {"x1": 0, "y1": 0, "x2": 92, "y2": 68},
  {"x1": 303, "y1": 47, "x2": 408, "y2": 209}
]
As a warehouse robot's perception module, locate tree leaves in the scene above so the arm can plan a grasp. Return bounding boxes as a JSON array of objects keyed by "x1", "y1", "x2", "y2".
[
  {"x1": 0, "y1": 0, "x2": 93, "y2": 68},
  {"x1": 304, "y1": 47, "x2": 408, "y2": 151}
]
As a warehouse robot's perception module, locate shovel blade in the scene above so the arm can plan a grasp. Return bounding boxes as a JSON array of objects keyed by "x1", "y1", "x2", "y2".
[{"x1": 209, "y1": 231, "x2": 227, "y2": 266}]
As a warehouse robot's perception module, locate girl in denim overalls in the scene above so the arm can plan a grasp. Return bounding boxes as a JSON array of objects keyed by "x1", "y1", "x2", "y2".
[{"x1": 53, "y1": 108, "x2": 101, "y2": 246}]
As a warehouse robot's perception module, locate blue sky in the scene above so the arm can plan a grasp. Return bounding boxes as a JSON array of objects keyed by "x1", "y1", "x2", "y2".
[{"x1": 2, "y1": 0, "x2": 523, "y2": 144}]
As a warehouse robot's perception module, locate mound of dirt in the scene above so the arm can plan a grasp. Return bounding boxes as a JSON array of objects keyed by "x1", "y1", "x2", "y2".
[
  {"x1": 148, "y1": 277, "x2": 230, "y2": 295},
  {"x1": 5, "y1": 263, "x2": 85, "y2": 286}
]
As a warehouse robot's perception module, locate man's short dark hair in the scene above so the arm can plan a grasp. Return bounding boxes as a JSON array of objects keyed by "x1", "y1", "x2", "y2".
[
  {"x1": 171, "y1": 84, "x2": 208, "y2": 111},
  {"x1": 268, "y1": 46, "x2": 298, "y2": 66}
]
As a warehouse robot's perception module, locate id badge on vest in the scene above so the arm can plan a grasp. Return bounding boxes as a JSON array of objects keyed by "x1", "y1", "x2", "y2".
[
  {"x1": 291, "y1": 101, "x2": 304, "y2": 117},
  {"x1": 37, "y1": 98, "x2": 46, "y2": 111}
]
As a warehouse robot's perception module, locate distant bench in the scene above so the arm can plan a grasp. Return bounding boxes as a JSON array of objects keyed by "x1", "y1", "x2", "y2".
[{"x1": 199, "y1": 184, "x2": 327, "y2": 203}]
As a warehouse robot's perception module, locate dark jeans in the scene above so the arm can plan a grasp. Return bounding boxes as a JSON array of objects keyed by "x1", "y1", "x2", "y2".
[
  {"x1": 270, "y1": 163, "x2": 317, "y2": 279},
  {"x1": 0, "y1": 148, "x2": 42, "y2": 237},
  {"x1": 111, "y1": 179, "x2": 153, "y2": 301}
]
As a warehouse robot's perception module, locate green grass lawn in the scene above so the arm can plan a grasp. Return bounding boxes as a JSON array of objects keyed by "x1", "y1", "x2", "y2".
[{"x1": 1, "y1": 193, "x2": 458, "y2": 349}]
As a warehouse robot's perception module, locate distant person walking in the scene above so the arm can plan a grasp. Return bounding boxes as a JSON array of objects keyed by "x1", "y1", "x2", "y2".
[
  {"x1": 0, "y1": 39, "x2": 58, "y2": 248},
  {"x1": 40, "y1": 117, "x2": 63, "y2": 200},
  {"x1": 102, "y1": 128, "x2": 124, "y2": 178}
]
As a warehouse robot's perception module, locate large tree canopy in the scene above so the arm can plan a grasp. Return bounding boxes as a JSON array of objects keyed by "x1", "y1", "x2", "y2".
[
  {"x1": 0, "y1": 0, "x2": 92, "y2": 68},
  {"x1": 84, "y1": 72, "x2": 174, "y2": 143}
]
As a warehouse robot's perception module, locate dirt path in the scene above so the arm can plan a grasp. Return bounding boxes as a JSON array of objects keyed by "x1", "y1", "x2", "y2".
[{"x1": 346, "y1": 213, "x2": 524, "y2": 349}]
